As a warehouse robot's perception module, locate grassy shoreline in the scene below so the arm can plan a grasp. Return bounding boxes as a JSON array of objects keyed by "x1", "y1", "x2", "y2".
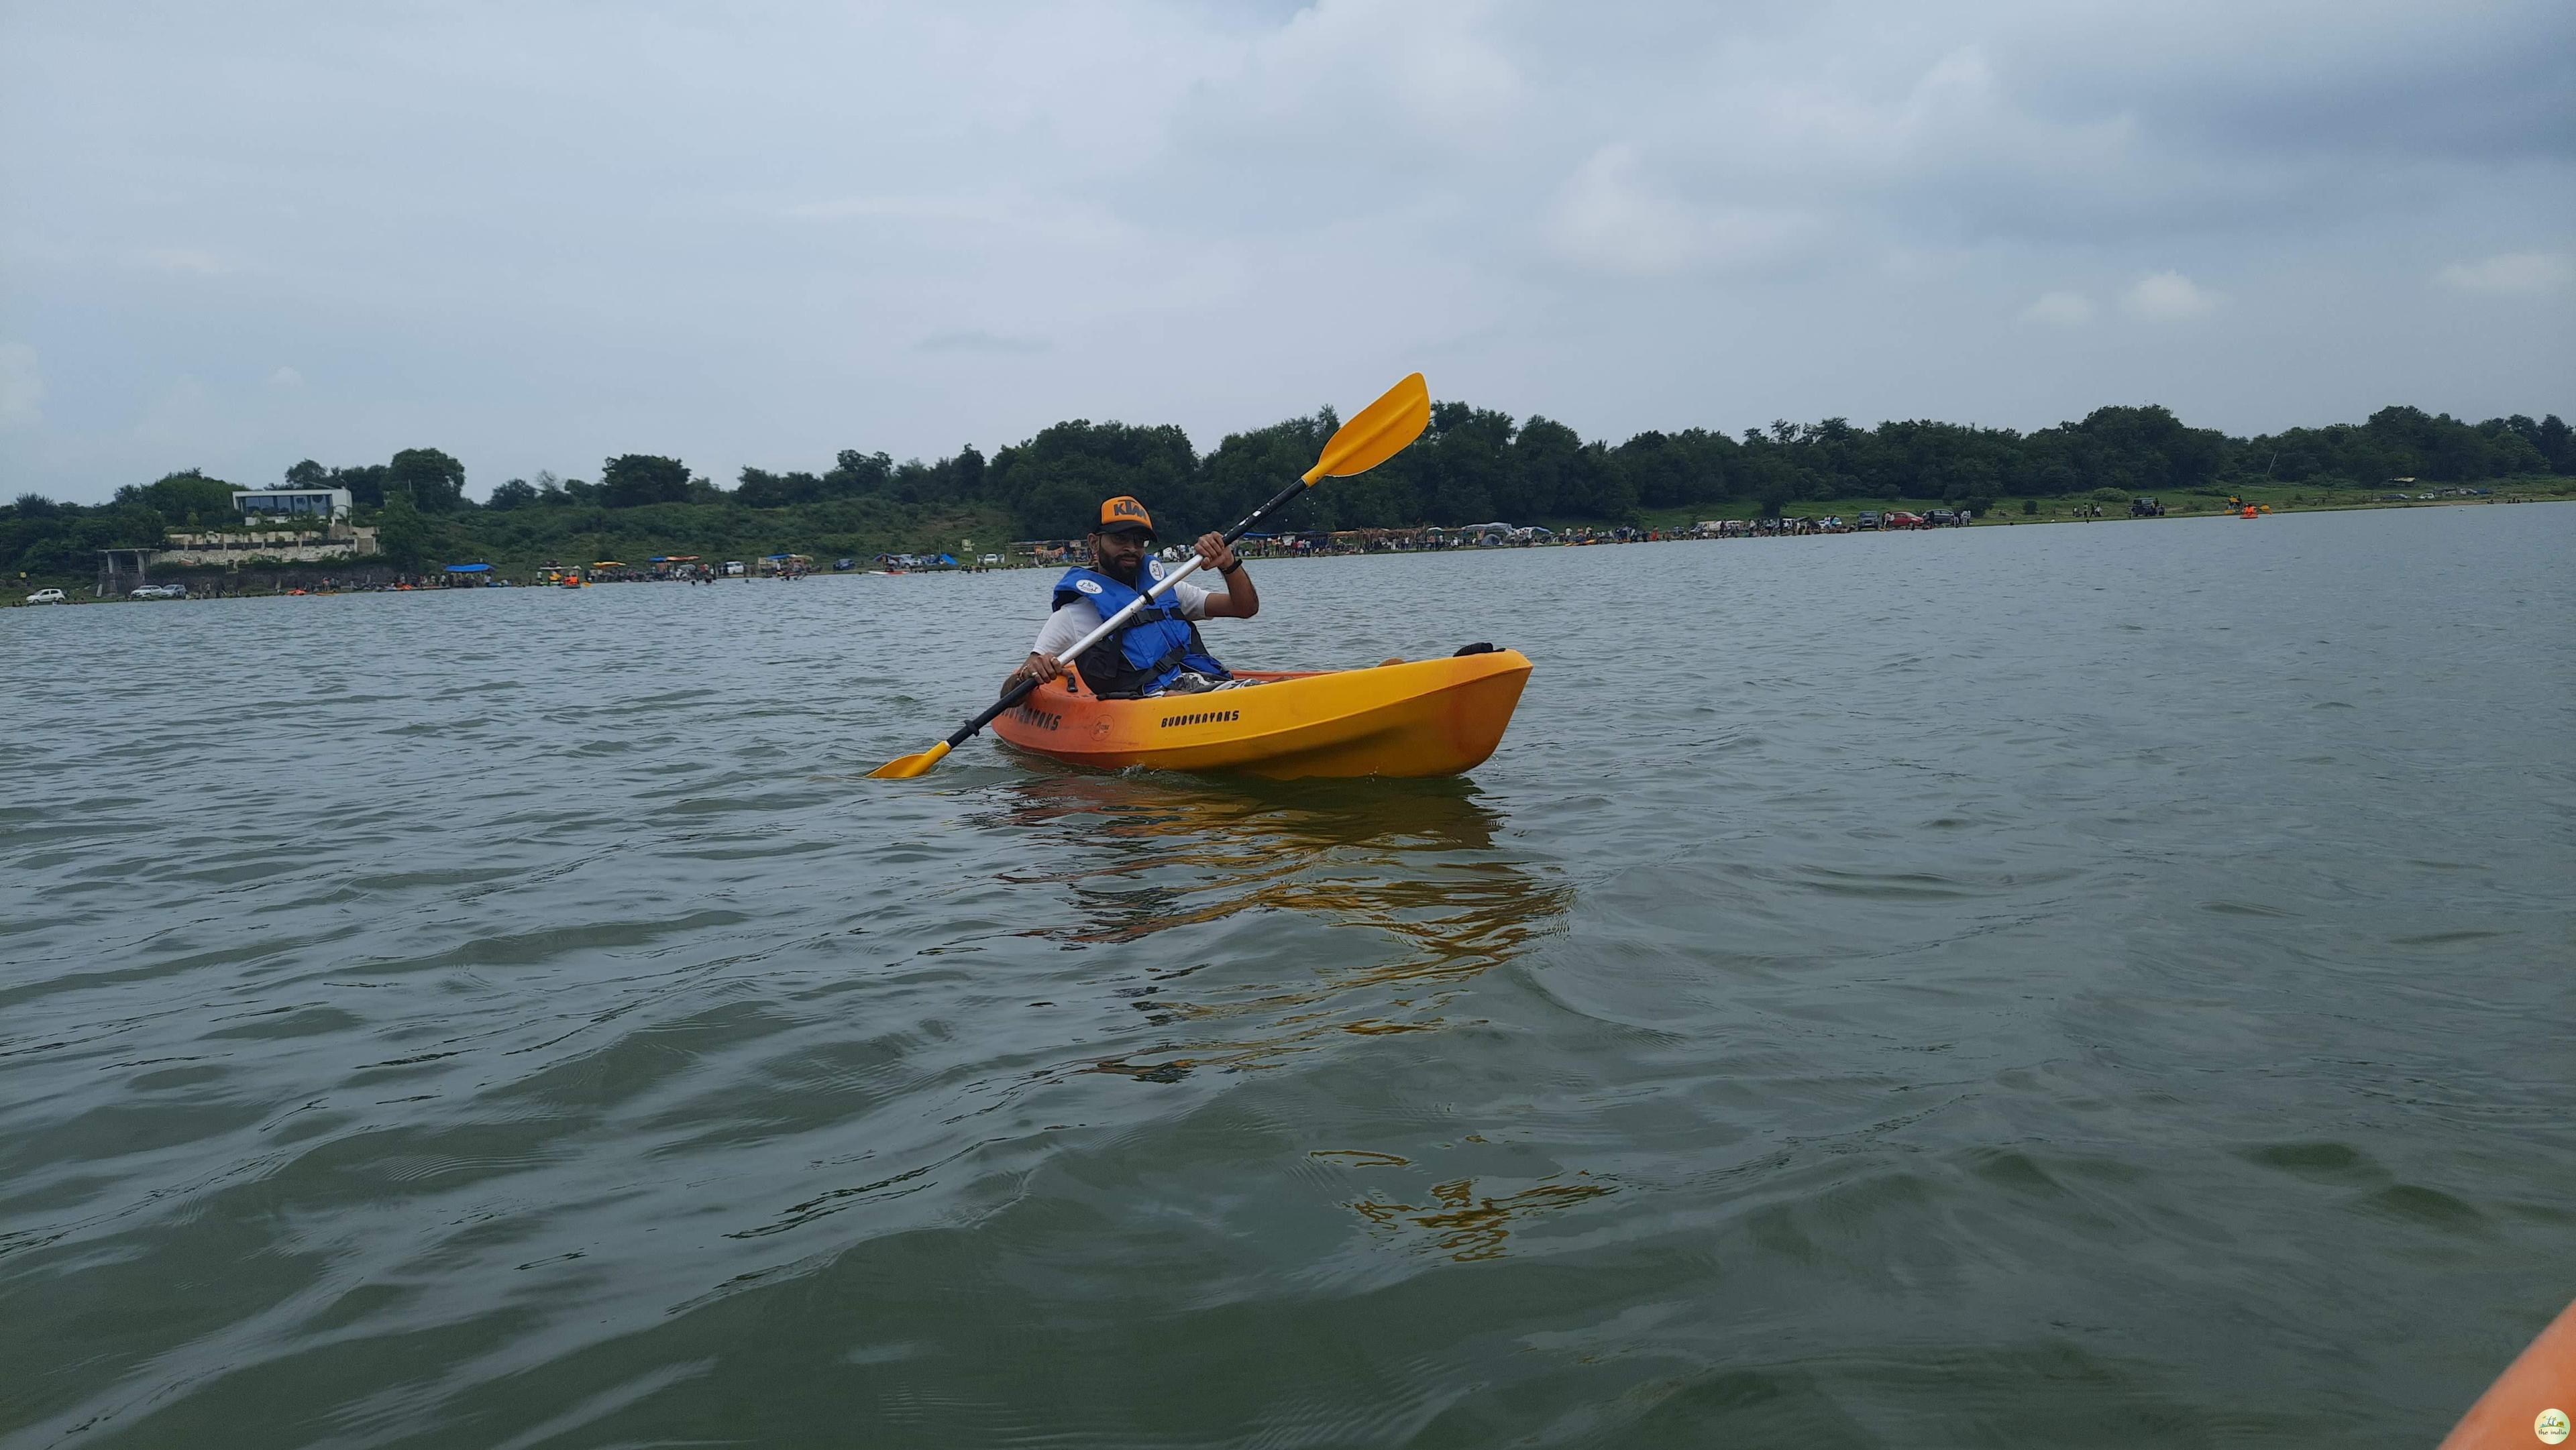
[
  {"x1": 1617, "y1": 478, "x2": 2576, "y2": 534},
  {"x1": 11, "y1": 486, "x2": 2573, "y2": 604}
]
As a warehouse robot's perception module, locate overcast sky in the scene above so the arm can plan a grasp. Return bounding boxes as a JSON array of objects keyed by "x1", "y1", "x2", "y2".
[{"x1": 3, "y1": 0, "x2": 2569, "y2": 504}]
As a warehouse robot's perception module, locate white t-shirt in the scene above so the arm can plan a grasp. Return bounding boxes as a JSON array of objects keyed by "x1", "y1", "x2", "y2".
[{"x1": 1031, "y1": 564, "x2": 1216, "y2": 658}]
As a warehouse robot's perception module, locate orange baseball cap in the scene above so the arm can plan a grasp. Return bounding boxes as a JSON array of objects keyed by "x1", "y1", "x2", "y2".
[{"x1": 1095, "y1": 496, "x2": 1155, "y2": 537}]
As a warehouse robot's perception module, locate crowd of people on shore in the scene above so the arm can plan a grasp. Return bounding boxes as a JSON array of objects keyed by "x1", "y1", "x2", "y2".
[{"x1": 1114, "y1": 509, "x2": 1975, "y2": 561}]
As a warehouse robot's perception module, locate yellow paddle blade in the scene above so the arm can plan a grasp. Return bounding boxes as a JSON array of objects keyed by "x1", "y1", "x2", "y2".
[
  {"x1": 1303, "y1": 372, "x2": 1430, "y2": 484},
  {"x1": 867, "y1": 740, "x2": 953, "y2": 779}
]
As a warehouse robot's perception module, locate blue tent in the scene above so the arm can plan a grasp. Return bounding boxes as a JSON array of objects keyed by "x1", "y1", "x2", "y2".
[
  {"x1": 444, "y1": 563, "x2": 492, "y2": 573},
  {"x1": 934, "y1": 553, "x2": 958, "y2": 565}
]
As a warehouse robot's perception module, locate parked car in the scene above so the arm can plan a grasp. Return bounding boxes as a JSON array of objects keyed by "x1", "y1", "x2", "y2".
[
  {"x1": 2131, "y1": 496, "x2": 2165, "y2": 517},
  {"x1": 1923, "y1": 509, "x2": 1955, "y2": 526},
  {"x1": 1884, "y1": 511, "x2": 1925, "y2": 529},
  {"x1": 129, "y1": 583, "x2": 189, "y2": 600},
  {"x1": 1856, "y1": 510, "x2": 1882, "y2": 530},
  {"x1": 25, "y1": 587, "x2": 67, "y2": 604}
]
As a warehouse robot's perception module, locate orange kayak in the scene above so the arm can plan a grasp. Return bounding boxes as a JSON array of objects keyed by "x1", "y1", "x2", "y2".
[
  {"x1": 991, "y1": 649, "x2": 1532, "y2": 779},
  {"x1": 2443, "y1": 1296, "x2": 2576, "y2": 1449}
]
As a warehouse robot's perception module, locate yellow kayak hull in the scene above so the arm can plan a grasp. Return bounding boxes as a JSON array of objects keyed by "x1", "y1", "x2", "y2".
[{"x1": 993, "y1": 649, "x2": 1533, "y2": 779}]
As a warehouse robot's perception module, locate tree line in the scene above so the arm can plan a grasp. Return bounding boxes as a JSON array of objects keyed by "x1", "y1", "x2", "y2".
[{"x1": 7, "y1": 400, "x2": 2570, "y2": 581}]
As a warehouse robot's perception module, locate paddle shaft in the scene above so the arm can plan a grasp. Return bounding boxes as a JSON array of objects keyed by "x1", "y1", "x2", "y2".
[{"x1": 933, "y1": 476, "x2": 1317, "y2": 751}]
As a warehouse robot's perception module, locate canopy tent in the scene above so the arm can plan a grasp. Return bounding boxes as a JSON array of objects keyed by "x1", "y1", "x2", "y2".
[{"x1": 443, "y1": 563, "x2": 492, "y2": 573}]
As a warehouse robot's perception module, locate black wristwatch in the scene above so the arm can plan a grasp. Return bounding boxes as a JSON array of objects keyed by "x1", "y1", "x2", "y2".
[{"x1": 1218, "y1": 560, "x2": 1242, "y2": 575}]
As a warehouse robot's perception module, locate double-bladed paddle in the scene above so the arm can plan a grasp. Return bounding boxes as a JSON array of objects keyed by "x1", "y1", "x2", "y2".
[{"x1": 868, "y1": 372, "x2": 1432, "y2": 779}]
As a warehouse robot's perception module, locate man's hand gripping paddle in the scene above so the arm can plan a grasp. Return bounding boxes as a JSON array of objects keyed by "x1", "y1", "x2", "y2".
[{"x1": 868, "y1": 372, "x2": 1432, "y2": 779}]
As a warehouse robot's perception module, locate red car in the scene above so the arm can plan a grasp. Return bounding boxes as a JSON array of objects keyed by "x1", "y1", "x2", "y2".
[{"x1": 1883, "y1": 511, "x2": 1926, "y2": 529}]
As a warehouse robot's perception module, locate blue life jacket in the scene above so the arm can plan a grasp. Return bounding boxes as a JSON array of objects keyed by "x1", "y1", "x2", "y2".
[{"x1": 1051, "y1": 561, "x2": 1230, "y2": 698}]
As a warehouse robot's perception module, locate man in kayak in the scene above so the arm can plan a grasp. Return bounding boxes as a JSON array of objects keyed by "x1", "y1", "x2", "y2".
[{"x1": 1006, "y1": 496, "x2": 1260, "y2": 698}]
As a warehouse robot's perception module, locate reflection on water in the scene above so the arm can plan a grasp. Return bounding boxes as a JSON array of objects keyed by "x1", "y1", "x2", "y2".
[
  {"x1": 1349, "y1": 1174, "x2": 1619, "y2": 1262},
  {"x1": 981, "y1": 772, "x2": 1572, "y2": 1081}
]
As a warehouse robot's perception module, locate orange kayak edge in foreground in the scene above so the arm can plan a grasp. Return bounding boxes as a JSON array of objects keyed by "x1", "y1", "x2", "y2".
[
  {"x1": 2442, "y1": 1296, "x2": 2576, "y2": 1449},
  {"x1": 992, "y1": 649, "x2": 1533, "y2": 779}
]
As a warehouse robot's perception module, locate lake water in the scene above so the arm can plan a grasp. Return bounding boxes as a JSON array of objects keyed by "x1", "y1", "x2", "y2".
[{"x1": 5, "y1": 503, "x2": 2571, "y2": 1448}]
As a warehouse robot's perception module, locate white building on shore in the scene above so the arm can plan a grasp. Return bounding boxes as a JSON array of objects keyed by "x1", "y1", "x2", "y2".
[{"x1": 231, "y1": 487, "x2": 354, "y2": 522}]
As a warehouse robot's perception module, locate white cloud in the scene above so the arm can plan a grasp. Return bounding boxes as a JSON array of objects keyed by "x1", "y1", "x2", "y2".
[
  {"x1": 129, "y1": 376, "x2": 214, "y2": 446},
  {"x1": 0, "y1": 344, "x2": 44, "y2": 430},
  {"x1": 915, "y1": 330, "x2": 1049, "y2": 356},
  {"x1": 1546, "y1": 145, "x2": 1815, "y2": 277},
  {"x1": 129, "y1": 247, "x2": 229, "y2": 275},
  {"x1": 1216, "y1": 0, "x2": 1520, "y2": 142},
  {"x1": 1547, "y1": 146, "x2": 1699, "y2": 276},
  {"x1": 780, "y1": 193, "x2": 1134, "y2": 249},
  {"x1": 2121, "y1": 270, "x2": 2220, "y2": 321},
  {"x1": 267, "y1": 366, "x2": 305, "y2": 388},
  {"x1": 2020, "y1": 291, "x2": 2096, "y2": 326},
  {"x1": 2435, "y1": 251, "x2": 2573, "y2": 296}
]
